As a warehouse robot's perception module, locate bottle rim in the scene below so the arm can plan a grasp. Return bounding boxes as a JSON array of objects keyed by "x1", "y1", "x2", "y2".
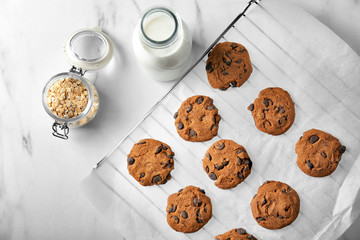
[{"x1": 139, "y1": 6, "x2": 181, "y2": 49}]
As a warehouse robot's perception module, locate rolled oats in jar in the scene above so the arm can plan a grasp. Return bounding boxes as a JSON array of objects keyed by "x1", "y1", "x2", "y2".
[{"x1": 42, "y1": 27, "x2": 113, "y2": 139}]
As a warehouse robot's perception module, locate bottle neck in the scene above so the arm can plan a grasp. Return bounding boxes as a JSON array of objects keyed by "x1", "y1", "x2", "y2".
[{"x1": 139, "y1": 6, "x2": 181, "y2": 49}]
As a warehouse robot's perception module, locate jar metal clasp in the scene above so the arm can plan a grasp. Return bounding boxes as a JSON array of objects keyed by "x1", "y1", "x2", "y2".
[{"x1": 52, "y1": 121, "x2": 70, "y2": 140}]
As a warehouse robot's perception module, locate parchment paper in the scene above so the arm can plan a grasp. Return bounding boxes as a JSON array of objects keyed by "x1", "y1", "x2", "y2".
[{"x1": 82, "y1": 0, "x2": 360, "y2": 239}]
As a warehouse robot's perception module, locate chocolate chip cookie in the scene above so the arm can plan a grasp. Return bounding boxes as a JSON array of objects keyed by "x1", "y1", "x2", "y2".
[
  {"x1": 248, "y1": 87, "x2": 295, "y2": 135},
  {"x1": 174, "y1": 95, "x2": 221, "y2": 142},
  {"x1": 166, "y1": 186, "x2": 212, "y2": 233},
  {"x1": 215, "y1": 228, "x2": 257, "y2": 240},
  {"x1": 127, "y1": 139, "x2": 175, "y2": 186},
  {"x1": 295, "y1": 129, "x2": 346, "y2": 177},
  {"x1": 250, "y1": 181, "x2": 300, "y2": 229},
  {"x1": 206, "y1": 42, "x2": 252, "y2": 90},
  {"x1": 203, "y1": 139, "x2": 252, "y2": 189}
]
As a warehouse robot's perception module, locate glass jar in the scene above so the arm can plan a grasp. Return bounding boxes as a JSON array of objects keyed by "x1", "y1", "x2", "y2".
[
  {"x1": 42, "y1": 27, "x2": 113, "y2": 139},
  {"x1": 132, "y1": 6, "x2": 192, "y2": 82}
]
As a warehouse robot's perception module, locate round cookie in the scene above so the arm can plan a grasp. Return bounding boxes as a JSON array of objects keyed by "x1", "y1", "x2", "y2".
[
  {"x1": 295, "y1": 129, "x2": 346, "y2": 177},
  {"x1": 250, "y1": 181, "x2": 300, "y2": 229},
  {"x1": 174, "y1": 95, "x2": 221, "y2": 142},
  {"x1": 127, "y1": 139, "x2": 175, "y2": 186},
  {"x1": 166, "y1": 186, "x2": 212, "y2": 233},
  {"x1": 215, "y1": 228, "x2": 257, "y2": 240},
  {"x1": 206, "y1": 42, "x2": 252, "y2": 90},
  {"x1": 248, "y1": 87, "x2": 295, "y2": 135},
  {"x1": 203, "y1": 139, "x2": 252, "y2": 189}
]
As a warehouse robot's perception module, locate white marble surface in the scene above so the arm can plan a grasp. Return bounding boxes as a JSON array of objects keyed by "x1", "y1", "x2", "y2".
[{"x1": 0, "y1": 0, "x2": 359, "y2": 239}]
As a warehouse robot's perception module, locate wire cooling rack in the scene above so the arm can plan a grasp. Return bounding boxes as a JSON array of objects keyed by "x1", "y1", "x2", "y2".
[{"x1": 83, "y1": 0, "x2": 360, "y2": 239}]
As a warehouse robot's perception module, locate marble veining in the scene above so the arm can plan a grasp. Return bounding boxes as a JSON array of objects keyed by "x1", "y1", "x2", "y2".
[{"x1": 0, "y1": 0, "x2": 359, "y2": 239}]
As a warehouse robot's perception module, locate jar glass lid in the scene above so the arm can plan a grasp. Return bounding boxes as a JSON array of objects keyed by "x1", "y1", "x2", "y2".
[{"x1": 64, "y1": 27, "x2": 114, "y2": 71}]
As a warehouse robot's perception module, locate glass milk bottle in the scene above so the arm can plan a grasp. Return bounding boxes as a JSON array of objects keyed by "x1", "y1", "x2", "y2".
[{"x1": 132, "y1": 6, "x2": 192, "y2": 81}]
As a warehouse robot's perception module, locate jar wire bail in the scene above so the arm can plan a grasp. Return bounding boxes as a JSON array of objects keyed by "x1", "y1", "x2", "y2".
[{"x1": 52, "y1": 122, "x2": 70, "y2": 140}]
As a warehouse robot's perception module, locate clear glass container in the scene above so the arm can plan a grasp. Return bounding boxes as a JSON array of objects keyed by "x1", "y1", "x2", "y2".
[
  {"x1": 132, "y1": 6, "x2": 192, "y2": 82},
  {"x1": 42, "y1": 27, "x2": 113, "y2": 139}
]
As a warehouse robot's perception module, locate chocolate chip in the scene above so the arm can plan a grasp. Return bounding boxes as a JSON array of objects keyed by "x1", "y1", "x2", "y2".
[
  {"x1": 287, "y1": 187, "x2": 291, "y2": 192},
  {"x1": 152, "y1": 175, "x2": 162, "y2": 184},
  {"x1": 223, "y1": 57, "x2": 232, "y2": 66},
  {"x1": 321, "y1": 152, "x2": 327, "y2": 158},
  {"x1": 278, "y1": 215, "x2": 284, "y2": 219},
  {"x1": 206, "y1": 153, "x2": 212, "y2": 160},
  {"x1": 222, "y1": 161, "x2": 229, "y2": 166},
  {"x1": 209, "y1": 172, "x2": 217, "y2": 180},
  {"x1": 225, "y1": 52, "x2": 231, "y2": 58},
  {"x1": 230, "y1": 43, "x2": 238, "y2": 49},
  {"x1": 263, "y1": 98, "x2": 269, "y2": 107},
  {"x1": 181, "y1": 211, "x2": 188, "y2": 218},
  {"x1": 244, "y1": 68, "x2": 247, "y2": 73},
  {"x1": 309, "y1": 135, "x2": 319, "y2": 144},
  {"x1": 211, "y1": 125, "x2": 218, "y2": 131},
  {"x1": 282, "y1": 188, "x2": 287, "y2": 193},
  {"x1": 248, "y1": 103, "x2": 254, "y2": 111},
  {"x1": 184, "y1": 116, "x2": 189, "y2": 121},
  {"x1": 178, "y1": 188, "x2": 183, "y2": 193},
  {"x1": 140, "y1": 172, "x2": 145, "y2": 178},
  {"x1": 173, "y1": 111, "x2": 178, "y2": 119},
  {"x1": 236, "y1": 59, "x2": 243, "y2": 64},
  {"x1": 199, "y1": 189, "x2": 206, "y2": 194},
  {"x1": 172, "y1": 216, "x2": 179, "y2": 223},
  {"x1": 166, "y1": 163, "x2": 173, "y2": 169},
  {"x1": 285, "y1": 206, "x2": 290, "y2": 211},
  {"x1": 138, "y1": 141, "x2": 146, "y2": 144},
  {"x1": 206, "y1": 62, "x2": 213, "y2": 73},
  {"x1": 278, "y1": 116, "x2": 287, "y2": 125},
  {"x1": 219, "y1": 87, "x2": 228, "y2": 91},
  {"x1": 186, "y1": 104, "x2": 193, "y2": 113},
  {"x1": 127, "y1": 157, "x2": 135, "y2": 165},
  {"x1": 238, "y1": 157, "x2": 243, "y2": 165},
  {"x1": 214, "y1": 164, "x2": 224, "y2": 170},
  {"x1": 237, "y1": 149, "x2": 245, "y2": 154},
  {"x1": 230, "y1": 81, "x2": 237, "y2": 87},
  {"x1": 215, "y1": 142, "x2": 225, "y2": 150},
  {"x1": 155, "y1": 146, "x2": 162, "y2": 154},
  {"x1": 196, "y1": 218, "x2": 204, "y2": 223},
  {"x1": 279, "y1": 106, "x2": 285, "y2": 114},
  {"x1": 205, "y1": 166, "x2": 209, "y2": 173},
  {"x1": 206, "y1": 105, "x2": 216, "y2": 110},
  {"x1": 204, "y1": 204, "x2": 207, "y2": 212},
  {"x1": 177, "y1": 122, "x2": 184, "y2": 130},
  {"x1": 247, "y1": 235, "x2": 256, "y2": 240},
  {"x1": 339, "y1": 145, "x2": 346, "y2": 153},
  {"x1": 196, "y1": 96, "x2": 204, "y2": 104},
  {"x1": 193, "y1": 197, "x2": 201, "y2": 207},
  {"x1": 189, "y1": 129, "x2": 197, "y2": 137},
  {"x1": 244, "y1": 158, "x2": 252, "y2": 169},
  {"x1": 261, "y1": 197, "x2": 267, "y2": 206},
  {"x1": 256, "y1": 217, "x2": 265, "y2": 222},
  {"x1": 168, "y1": 205, "x2": 177, "y2": 213},
  {"x1": 236, "y1": 228, "x2": 246, "y2": 235},
  {"x1": 238, "y1": 172, "x2": 244, "y2": 179},
  {"x1": 166, "y1": 154, "x2": 174, "y2": 159},
  {"x1": 306, "y1": 161, "x2": 314, "y2": 170},
  {"x1": 239, "y1": 48, "x2": 244, "y2": 53}
]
